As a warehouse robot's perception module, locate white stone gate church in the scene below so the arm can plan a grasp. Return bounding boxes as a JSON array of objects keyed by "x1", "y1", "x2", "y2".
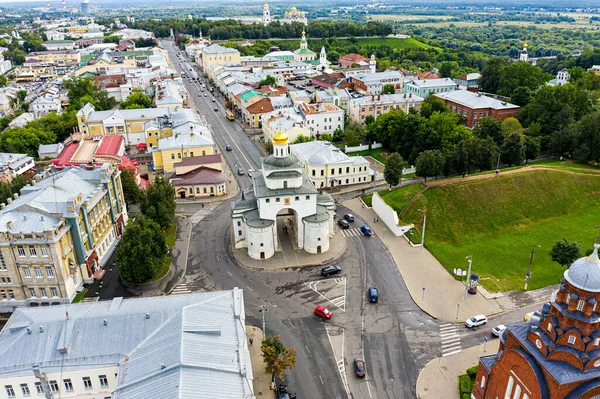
[{"x1": 231, "y1": 131, "x2": 335, "y2": 260}]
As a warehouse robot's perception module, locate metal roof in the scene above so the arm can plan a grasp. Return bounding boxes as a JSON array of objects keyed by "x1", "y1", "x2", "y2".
[
  {"x1": 0, "y1": 290, "x2": 254, "y2": 399},
  {"x1": 291, "y1": 141, "x2": 370, "y2": 167},
  {"x1": 435, "y1": 90, "x2": 520, "y2": 110}
]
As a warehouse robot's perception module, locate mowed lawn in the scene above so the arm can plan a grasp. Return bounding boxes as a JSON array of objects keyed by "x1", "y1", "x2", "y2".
[
  {"x1": 362, "y1": 183, "x2": 422, "y2": 208},
  {"x1": 348, "y1": 37, "x2": 437, "y2": 50},
  {"x1": 400, "y1": 170, "x2": 600, "y2": 292}
]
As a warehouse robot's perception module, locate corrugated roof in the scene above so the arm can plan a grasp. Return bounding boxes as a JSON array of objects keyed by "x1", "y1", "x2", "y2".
[
  {"x1": 435, "y1": 90, "x2": 520, "y2": 110},
  {"x1": 0, "y1": 290, "x2": 254, "y2": 399},
  {"x1": 291, "y1": 141, "x2": 370, "y2": 166}
]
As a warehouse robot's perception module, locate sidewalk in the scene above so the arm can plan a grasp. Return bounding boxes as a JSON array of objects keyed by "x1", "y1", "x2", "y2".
[
  {"x1": 416, "y1": 344, "x2": 489, "y2": 399},
  {"x1": 343, "y1": 198, "x2": 511, "y2": 322},
  {"x1": 246, "y1": 326, "x2": 276, "y2": 399}
]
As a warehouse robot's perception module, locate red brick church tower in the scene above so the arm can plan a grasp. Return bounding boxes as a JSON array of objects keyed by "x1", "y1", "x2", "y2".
[{"x1": 472, "y1": 243, "x2": 600, "y2": 399}]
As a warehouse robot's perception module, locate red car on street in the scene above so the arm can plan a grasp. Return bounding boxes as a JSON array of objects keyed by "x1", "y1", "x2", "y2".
[
  {"x1": 354, "y1": 358, "x2": 366, "y2": 378},
  {"x1": 314, "y1": 306, "x2": 332, "y2": 319}
]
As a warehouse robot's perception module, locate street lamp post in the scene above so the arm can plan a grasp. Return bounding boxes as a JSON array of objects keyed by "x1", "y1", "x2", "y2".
[
  {"x1": 464, "y1": 256, "x2": 472, "y2": 300},
  {"x1": 524, "y1": 245, "x2": 541, "y2": 290},
  {"x1": 418, "y1": 209, "x2": 426, "y2": 252},
  {"x1": 258, "y1": 305, "x2": 268, "y2": 335}
]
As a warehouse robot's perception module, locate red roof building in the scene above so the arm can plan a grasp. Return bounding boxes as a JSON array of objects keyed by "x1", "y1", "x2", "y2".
[
  {"x1": 473, "y1": 243, "x2": 600, "y2": 399},
  {"x1": 170, "y1": 166, "x2": 227, "y2": 199},
  {"x1": 338, "y1": 53, "x2": 370, "y2": 69}
]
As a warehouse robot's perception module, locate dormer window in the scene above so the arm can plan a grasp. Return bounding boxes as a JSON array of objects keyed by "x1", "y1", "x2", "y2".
[
  {"x1": 568, "y1": 336, "x2": 576, "y2": 345},
  {"x1": 595, "y1": 338, "x2": 600, "y2": 346},
  {"x1": 566, "y1": 295, "x2": 570, "y2": 305},
  {"x1": 577, "y1": 300, "x2": 585, "y2": 311},
  {"x1": 547, "y1": 323, "x2": 552, "y2": 332}
]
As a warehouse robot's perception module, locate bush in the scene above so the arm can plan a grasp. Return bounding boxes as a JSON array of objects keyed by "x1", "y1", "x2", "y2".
[
  {"x1": 462, "y1": 394, "x2": 472, "y2": 399},
  {"x1": 466, "y1": 366, "x2": 479, "y2": 378},
  {"x1": 458, "y1": 374, "x2": 472, "y2": 395}
]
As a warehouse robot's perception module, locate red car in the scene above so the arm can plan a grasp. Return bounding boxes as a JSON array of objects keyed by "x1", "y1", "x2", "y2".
[
  {"x1": 354, "y1": 358, "x2": 366, "y2": 378},
  {"x1": 314, "y1": 306, "x2": 332, "y2": 319}
]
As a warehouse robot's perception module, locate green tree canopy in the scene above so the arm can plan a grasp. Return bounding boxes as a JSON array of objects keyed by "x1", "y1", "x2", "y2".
[
  {"x1": 550, "y1": 238, "x2": 581, "y2": 268},
  {"x1": 383, "y1": 153, "x2": 405, "y2": 188},
  {"x1": 415, "y1": 149, "x2": 442, "y2": 181},
  {"x1": 257, "y1": 75, "x2": 277, "y2": 89},
  {"x1": 0, "y1": 127, "x2": 56, "y2": 157},
  {"x1": 121, "y1": 167, "x2": 142, "y2": 205},
  {"x1": 478, "y1": 57, "x2": 511, "y2": 94},
  {"x1": 141, "y1": 176, "x2": 176, "y2": 230},
  {"x1": 382, "y1": 84, "x2": 395, "y2": 94},
  {"x1": 120, "y1": 90, "x2": 152, "y2": 110},
  {"x1": 116, "y1": 216, "x2": 168, "y2": 284},
  {"x1": 501, "y1": 132, "x2": 525, "y2": 167},
  {"x1": 473, "y1": 116, "x2": 504, "y2": 146},
  {"x1": 498, "y1": 61, "x2": 550, "y2": 97},
  {"x1": 261, "y1": 335, "x2": 297, "y2": 381}
]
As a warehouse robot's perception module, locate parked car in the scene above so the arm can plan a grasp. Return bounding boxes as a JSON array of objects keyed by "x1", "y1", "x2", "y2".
[
  {"x1": 354, "y1": 358, "x2": 366, "y2": 378},
  {"x1": 225, "y1": 145, "x2": 232, "y2": 151},
  {"x1": 204, "y1": 93, "x2": 208, "y2": 97},
  {"x1": 278, "y1": 384, "x2": 296, "y2": 399},
  {"x1": 314, "y1": 305, "x2": 332, "y2": 319},
  {"x1": 344, "y1": 214, "x2": 355, "y2": 222},
  {"x1": 360, "y1": 226, "x2": 373, "y2": 236},
  {"x1": 465, "y1": 314, "x2": 488, "y2": 328},
  {"x1": 338, "y1": 219, "x2": 350, "y2": 229},
  {"x1": 368, "y1": 287, "x2": 379, "y2": 303},
  {"x1": 212, "y1": 97, "x2": 216, "y2": 102},
  {"x1": 321, "y1": 264, "x2": 342, "y2": 277},
  {"x1": 491, "y1": 324, "x2": 507, "y2": 337},
  {"x1": 237, "y1": 168, "x2": 245, "y2": 175},
  {"x1": 214, "y1": 107, "x2": 218, "y2": 112}
]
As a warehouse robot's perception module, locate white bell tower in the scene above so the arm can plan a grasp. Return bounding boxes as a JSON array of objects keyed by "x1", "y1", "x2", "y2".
[
  {"x1": 320, "y1": 47, "x2": 327, "y2": 65},
  {"x1": 263, "y1": 1, "x2": 271, "y2": 26},
  {"x1": 369, "y1": 54, "x2": 376, "y2": 73}
]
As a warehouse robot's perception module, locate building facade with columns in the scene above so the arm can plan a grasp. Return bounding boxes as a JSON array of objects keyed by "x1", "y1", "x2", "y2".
[
  {"x1": 231, "y1": 131, "x2": 334, "y2": 260},
  {"x1": 472, "y1": 243, "x2": 600, "y2": 399}
]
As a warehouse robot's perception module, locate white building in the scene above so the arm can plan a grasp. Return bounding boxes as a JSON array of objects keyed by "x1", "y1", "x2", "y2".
[
  {"x1": 0, "y1": 49, "x2": 12, "y2": 75},
  {"x1": 0, "y1": 153, "x2": 34, "y2": 177},
  {"x1": 261, "y1": 108, "x2": 307, "y2": 142},
  {"x1": 297, "y1": 103, "x2": 344, "y2": 137},
  {"x1": 291, "y1": 140, "x2": 371, "y2": 188},
  {"x1": 282, "y1": 6, "x2": 308, "y2": 25},
  {"x1": 293, "y1": 31, "x2": 316, "y2": 62},
  {"x1": 351, "y1": 70, "x2": 405, "y2": 95},
  {"x1": 155, "y1": 79, "x2": 187, "y2": 110},
  {"x1": 519, "y1": 40, "x2": 529, "y2": 62},
  {"x1": 0, "y1": 290, "x2": 255, "y2": 399},
  {"x1": 313, "y1": 88, "x2": 352, "y2": 111},
  {"x1": 30, "y1": 96, "x2": 62, "y2": 118},
  {"x1": 232, "y1": 131, "x2": 334, "y2": 260},
  {"x1": 548, "y1": 68, "x2": 570, "y2": 87}
]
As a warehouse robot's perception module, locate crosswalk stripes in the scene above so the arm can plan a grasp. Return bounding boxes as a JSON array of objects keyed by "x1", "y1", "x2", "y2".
[
  {"x1": 439, "y1": 323, "x2": 462, "y2": 357},
  {"x1": 171, "y1": 283, "x2": 192, "y2": 295},
  {"x1": 339, "y1": 228, "x2": 363, "y2": 237}
]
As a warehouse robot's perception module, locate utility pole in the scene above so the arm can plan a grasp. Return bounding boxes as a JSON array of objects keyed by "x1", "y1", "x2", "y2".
[
  {"x1": 464, "y1": 256, "x2": 472, "y2": 300},
  {"x1": 259, "y1": 305, "x2": 268, "y2": 335},
  {"x1": 524, "y1": 245, "x2": 540, "y2": 290},
  {"x1": 418, "y1": 209, "x2": 426, "y2": 251}
]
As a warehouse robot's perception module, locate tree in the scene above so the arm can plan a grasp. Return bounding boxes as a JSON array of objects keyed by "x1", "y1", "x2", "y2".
[
  {"x1": 0, "y1": 127, "x2": 56, "y2": 157},
  {"x1": 332, "y1": 128, "x2": 344, "y2": 142},
  {"x1": 344, "y1": 123, "x2": 365, "y2": 147},
  {"x1": 415, "y1": 150, "x2": 442, "y2": 181},
  {"x1": 501, "y1": 117, "x2": 523, "y2": 137},
  {"x1": 140, "y1": 176, "x2": 176, "y2": 230},
  {"x1": 498, "y1": 62, "x2": 550, "y2": 97},
  {"x1": 261, "y1": 335, "x2": 297, "y2": 381},
  {"x1": 501, "y1": 132, "x2": 525, "y2": 167},
  {"x1": 63, "y1": 76, "x2": 117, "y2": 111},
  {"x1": 116, "y1": 216, "x2": 168, "y2": 283},
  {"x1": 510, "y1": 86, "x2": 532, "y2": 107},
  {"x1": 121, "y1": 167, "x2": 142, "y2": 205},
  {"x1": 382, "y1": 84, "x2": 395, "y2": 94},
  {"x1": 467, "y1": 136, "x2": 497, "y2": 172},
  {"x1": 383, "y1": 153, "x2": 404, "y2": 188},
  {"x1": 292, "y1": 134, "x2": 314, "y2": 144},
  {"x1": 452, "y1": 140, "x2": 469, "y2": 177},
  {"x1": 524, "y1": 135, "x2": 541, "y2": 164},
  {"x1": 257, "y1": 75, "x2": 277, "y2": 89},
  {"x1": 550, "y1": 238, "x2": 581, "y2": 268},
  {"x1": 478, "y1": 57, "x2": 510, "y2": 94},
  {"x1": 420, "y1": 94, "x2": 450, "y2": 119},
  {"x1": 439, "y1": 61, "x2": 458, "y2": 78},
  {"x1": 473, "y1": 117, "x2": 504, "y2": 146},
  {"x1": 0, "y1": 75, "x2": 7, "y2": 88},
  {"x1": 568, "y1": 111, "x2": 600, "y2": 163},
  {"x1": 120, "y1": 90, "x2": 151, "y2": 109}
]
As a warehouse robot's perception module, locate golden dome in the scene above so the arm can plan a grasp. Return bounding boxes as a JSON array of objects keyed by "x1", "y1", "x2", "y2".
[
  {"x1": 291, "y1": 6, "x2": 297, "y2": 11},
  {"x1": 273, "y1": 130, "x2": 288, "y2": 145}
]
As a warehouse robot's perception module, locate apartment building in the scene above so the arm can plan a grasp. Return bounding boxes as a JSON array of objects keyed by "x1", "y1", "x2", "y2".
[
  {"x1": 200, "y1": 44, "x2": 241, "y2": 72},
  {"x1": 151, "y1": 123, "x2": 217, "y2": 173},
  {"x1": 30, "y1": 96, "x2": 62, "y2": 118},
  {"x1": 347, "y1": 93, "x2": 425, "y2": 123},
  {"x1": 0, "y1": 289, "x2": 253, "y2": 399},
  {"x1": 313, "y1": 88, "x2": 352, "y2": 111},
  {"x1": 291, "y1": 140, "x2": 371, "y2": 188},
  {"x1": 0, "y1": 164, "x2": 127, "y2": 311},
  {"x1": 435, "y1": 90, "x2": 520, "y2": 128},
  {"x1": 25, "y1": 50, "x2": 81, "y2": 66},
  {"x1": 351, "y1": 71, "x2": 404, "y2": 95},
  {"x1": 297, "y1": 103, "x2": 344, "y2": 137},
  {"x1": 155, "y1": 79, "x2": 188, "y2": 110}
]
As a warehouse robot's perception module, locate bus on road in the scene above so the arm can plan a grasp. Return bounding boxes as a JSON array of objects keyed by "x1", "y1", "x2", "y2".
[{"x1": 225, "y1": 110, "x2": 235, "y2": 121}]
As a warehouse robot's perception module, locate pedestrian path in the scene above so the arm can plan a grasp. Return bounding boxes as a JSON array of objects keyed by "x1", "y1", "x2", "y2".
[
  {"x1": 189, "y1": 204, "x2": 217, "y2": 225},
  {"x1": 339, "y1": 228, "x2": 363, "y2": 237},
  {"x1": 170, "y1": 283, "x2": 192, "y2": 295},
  {"x1": 440, "y1": 323, "x2": 462, "y2": 357}
]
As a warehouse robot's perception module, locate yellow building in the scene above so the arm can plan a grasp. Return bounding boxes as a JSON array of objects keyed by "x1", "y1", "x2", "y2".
[
  {"x1": 201, "y1": 44, "x2": 241, "y2": 72},
  {"x1": 75, "y1": 57, "x2": 136, "y2": 77},
  {"x1": 25, "y1": 50, "x2": 80, "y2": 65},
  {"x1": 152, "y1": 127, "x2": 216, "y2": 173},
  {"x1": 77, "y1": 104, "x2": 204, "y2": 148}
]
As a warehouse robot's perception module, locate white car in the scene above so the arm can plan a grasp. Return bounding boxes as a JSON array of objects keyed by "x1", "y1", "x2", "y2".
[
  {"x1": 465, "y1": 314, "x2": 488, "y2": 328},
  {"x1": 491, "y1": 324, "x2": 506, "y2": 337}
]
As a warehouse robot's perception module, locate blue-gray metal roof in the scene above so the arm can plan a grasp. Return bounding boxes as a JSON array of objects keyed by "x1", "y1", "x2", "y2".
[{"x1": 0, "y1": 290, "x2": 254, "y2": 399}]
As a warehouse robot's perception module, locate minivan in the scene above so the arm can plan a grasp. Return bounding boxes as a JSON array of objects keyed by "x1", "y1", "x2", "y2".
[{"x1": 368, "y1": 287, "x2": 378, "y2": 303}]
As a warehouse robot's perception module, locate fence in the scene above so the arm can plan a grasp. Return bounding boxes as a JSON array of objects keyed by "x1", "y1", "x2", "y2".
[{"x1": 345, "y1": 142, "x2": 383, "y2": 153}]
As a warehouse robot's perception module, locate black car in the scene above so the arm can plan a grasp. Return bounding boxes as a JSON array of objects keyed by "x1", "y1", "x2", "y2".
[
  {"x1": 225, "y1": 145, "x2": 232, "y2": 151},
  {"x1": 338, "y1": 219, "x2": 350, "y2": 229},
  {"x1": 238, "y1": 168, "x2": 245, "y2": 175},
  {"x1": 321, "y1": 264, "x2": 342, "y2": 277},
  {"x1": 344, "y1": 214, "x2": 355, "y2": 222}
]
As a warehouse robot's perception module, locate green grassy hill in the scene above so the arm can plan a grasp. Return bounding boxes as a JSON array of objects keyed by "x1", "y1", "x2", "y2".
[
  {"x1": 348, "y1": 37, "x2": 437, "y2": 50},
  {"x1": 401, "y1": 170, "x2": 600, "y2": 292}
]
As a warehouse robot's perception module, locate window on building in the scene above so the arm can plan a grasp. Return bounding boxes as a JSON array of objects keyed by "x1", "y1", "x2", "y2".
[
  {"x1": 99, "y1": 375, "x2": 109, "y2": 388},
  {"x1": 320, "y1": 170, "x2": 324, "y2": 176},
  {"x1": 46, "y1": 267, "x2": 54, "y2": 278},
  {"x1": 504, "y1": 376, "x2": 514, "y2": 399},
  {"x1": 64, "y1": 379, "x2": 73, "y2": 392},
  {"x1": 29, "y1": 288, "x2": 36, "y2": 297},
  {"x1": 5, "y1": 385, "x2": 15, "y2": 398},
  {"x1": 306, "y1": 196, "x2": 310, "y2": 200},
  {"x1": 577, "y1": 300, "x2": 585, "y2": 311},
  {"x1": 20, "y1": 383, "x2": 30, "y2": 396},
  {"x1": 49, "y1": 381, "x2": 59, "y2": 393},
  {"x1": 295, "y1": 196, "x2": 299, "y2": 201},
  {"x1": 34, "y1": 267, "x2": 42, "y2": 278},
  {"x1": 0, "y1": 252, "x2": 6, "y2": 270},
  {"x1": 23, "y1": 267, "x2": 31, "y2": 278},
  {"x1": 171, "y1": 154, "x2": 175, "y2": 160},
  {"x1": 0, "y1": 291, "x2": 5, "y2": 300},
  {"x1": 266, "y1": 199, "x2": 270, "y2": 203},
  {"x1": 17, "y1": 246, "x2": 25, "y2": 257},
  {"x1": 35, "y1": 382, "x2": 43, "y2": 394},
  {"x1": 8, "y1": 290, "x2": 14, "y2": 299},
  {"x1": 238, "y1": 230, "x2": 242, "y2": 236},
  {"x1": 40, "y1": 246, "x2": 48, "y2": 257},
  {"x1": 83, "y1": 377, "x2": 92, "y2": 390},
  {"x1": 480, "y1": 376, "x2": 486, "y2": 389},
  {"x1": 177, "y1": 153, "x2": 181, "y2": 159},
  {"x1": 312, "y1": 170, "x2": 315, "y2": 176},
  {"x1": 237, "y1": 221, "x2": 241, "y2": 227},
  {"x1": 331, "y1": 169, "x2": 334, "y2": 175},
  {"x1": 568, "y1": 335, "x2": 576, "y2": 345},
  {"x1": 40, "y1": 288, "x2": 47, "y2": 297},
  {"x1": 276, "y1": 198, "x2": 280, "y2": 202}
]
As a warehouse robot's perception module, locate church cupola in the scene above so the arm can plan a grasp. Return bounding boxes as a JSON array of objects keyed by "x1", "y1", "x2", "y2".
[
  {"x1": 300, "y1": 30, "x2": 308, "y2": 50},
  {"x1": 272, "y1": 130, "x2": 290, "y2": 158}
]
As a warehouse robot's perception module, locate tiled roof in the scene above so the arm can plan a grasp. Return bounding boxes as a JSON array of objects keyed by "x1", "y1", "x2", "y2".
[
  {"x1": 246, "y1": 98, "x2": 273, "y2": 114},
  {"x1": 339, "y1": 53, "x2": 370, "y2": 64}
]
